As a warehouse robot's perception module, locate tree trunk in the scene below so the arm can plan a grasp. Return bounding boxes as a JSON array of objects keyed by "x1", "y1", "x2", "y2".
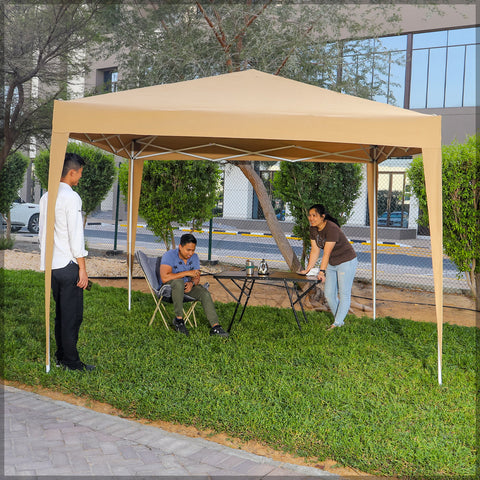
[
  {"x1": 475, "y1": 272, "x2": 480, "y2": 312},
  {"x1": 0, "y1": 141, "x2": 13, "y2": 173},
  {"x1": 234, "y1": 162, "x2": 301, "y2": 272},
  {"x1": 5, "y1": 212, "x2": 12, "y2": 242}
]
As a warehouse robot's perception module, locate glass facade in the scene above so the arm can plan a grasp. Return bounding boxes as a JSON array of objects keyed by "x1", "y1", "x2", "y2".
[
  {"x1": 410, "y1": 27, "x2": 478, "y2": 108},
  {"x1": 341, "y1": 26, "x2": 479, "y2": 109},
  {"x1": 340, "y1": 36, "x2": 407, "y2": 106}
]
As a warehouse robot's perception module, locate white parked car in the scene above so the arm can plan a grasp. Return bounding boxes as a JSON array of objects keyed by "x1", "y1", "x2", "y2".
[
  {"x1": 10, "y1": 199, "x2": 40, "y2": 234},
  {"x1": 1, "y1": 213, "x2": 25, "y2": 233}
]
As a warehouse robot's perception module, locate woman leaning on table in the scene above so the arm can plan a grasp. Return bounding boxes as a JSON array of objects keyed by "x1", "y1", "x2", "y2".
[{"x1": 298, "y1": 204, "x2": 358, "y2": 330}]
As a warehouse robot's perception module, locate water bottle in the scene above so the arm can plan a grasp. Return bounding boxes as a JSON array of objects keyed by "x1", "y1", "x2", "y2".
[{"x1": 245, "y1": 259, "x2": 254, "y2": 276}]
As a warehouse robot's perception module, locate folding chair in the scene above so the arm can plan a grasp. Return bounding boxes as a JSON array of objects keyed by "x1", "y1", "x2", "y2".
[{"x1": 135, "y1": 250, "x2": 201, "y2": 329}]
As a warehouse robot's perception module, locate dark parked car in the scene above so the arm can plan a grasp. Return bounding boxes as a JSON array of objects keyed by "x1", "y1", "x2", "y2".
[{"x1": 377, "y1": 211, "x2": 409, "y2": 228}]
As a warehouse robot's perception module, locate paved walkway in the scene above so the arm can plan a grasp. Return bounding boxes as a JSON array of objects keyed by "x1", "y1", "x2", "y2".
[{"x1": 4, "y1": 385, "x2": 340, "y2": 478}]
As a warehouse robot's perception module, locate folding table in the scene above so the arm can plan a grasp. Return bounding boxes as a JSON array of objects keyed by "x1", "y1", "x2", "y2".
[{"x1": 213, "y1": 270, "x2": 320, "y2": 332}]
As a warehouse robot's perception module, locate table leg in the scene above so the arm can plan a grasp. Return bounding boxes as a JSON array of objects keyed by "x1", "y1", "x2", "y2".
[
  {"x1": 292, "y1": 281, "x2": 319, "y2": 323},
  {"x1": 227, "y1": 278, "x2": 255, "y2": 332},
  {"x1": 283, "y1": 280, "x2": 303, "y2": 330},
  {"x1": 295, "y1": 285, "x2": 309, "y2": 323}
]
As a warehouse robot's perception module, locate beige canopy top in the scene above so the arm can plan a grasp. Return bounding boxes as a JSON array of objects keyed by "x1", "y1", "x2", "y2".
[{"x1": 45, "y1": 69, "x2": 443, "y2": 381}]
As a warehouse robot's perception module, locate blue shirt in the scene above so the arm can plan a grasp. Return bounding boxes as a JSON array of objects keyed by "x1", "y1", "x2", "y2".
[{"x1": 160, "y1": 248, "x2": 200, "y2": 285}]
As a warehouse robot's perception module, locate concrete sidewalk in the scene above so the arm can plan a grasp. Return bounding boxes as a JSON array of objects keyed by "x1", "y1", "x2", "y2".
[{"x1": 3, "y1": 385, "x2": 340, "y2": 478}]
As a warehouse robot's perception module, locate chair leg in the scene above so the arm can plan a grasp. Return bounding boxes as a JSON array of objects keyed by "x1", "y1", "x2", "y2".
[
  {"x1": 157, "y1": 304, "x2": 170, "y2": 329},
  {"x1": 184, "y1": 301, "x2": 198, "y2": 328},
  {"x1": 191, "y1": 308, "x2": 197, "y2": 327},
  {"x1": 138, "y1": 256, "x2": 173, "y2": 330},
  {"x1": 149, "y1": 296, "x2": 170, "y2": 329},
  {"x1": 149, "y1": 305, "x2": 159, "y2": 326},
  {"x1": 148, "y1": 290, "x2": 198, "y2": 330},
  {"x1": 191, "y1": 305, "x2": 197, "y2": 327}
]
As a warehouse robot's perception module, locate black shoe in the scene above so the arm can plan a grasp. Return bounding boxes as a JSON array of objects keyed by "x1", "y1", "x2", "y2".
[
  {"x1": 64, "y1": 362, "x2": 95, "y2": 372},
  {"x1": 173, "y1": 318, "x2": 189, "y2": 336},
  {"x1": 210, "y1": 325, "x2": 229, "y2": 337},
  {"x1": 80, "y1": 363, "x2": 96, "y2": 372}
]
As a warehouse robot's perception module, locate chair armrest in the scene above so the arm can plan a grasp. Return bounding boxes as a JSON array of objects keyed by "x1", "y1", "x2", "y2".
[{"x1": 158, "y1": 284, "x2": 172, "y2": 297}]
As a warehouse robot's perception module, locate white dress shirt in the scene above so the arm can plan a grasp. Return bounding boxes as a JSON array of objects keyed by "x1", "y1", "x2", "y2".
[{"x1": 39, "y1": 182, "x2": 88, "y2": 271}]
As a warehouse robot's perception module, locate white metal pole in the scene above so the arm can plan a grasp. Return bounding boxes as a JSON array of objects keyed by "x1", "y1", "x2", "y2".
[
  {"x1": 371, "y1": 152, "x2": 378, "y2": 320},
  {"x1": 128, "y1": 152, "x2": 134, "y2": 311}
]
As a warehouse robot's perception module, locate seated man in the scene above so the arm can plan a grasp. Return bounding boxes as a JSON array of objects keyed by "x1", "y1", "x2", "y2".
[{"x1": 159, "y1": 233, "x2": 228, "y2": 337}]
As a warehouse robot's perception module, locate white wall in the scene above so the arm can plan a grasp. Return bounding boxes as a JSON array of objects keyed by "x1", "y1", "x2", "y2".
[
  {"x1": 222, "y1": 164, "x2": 252, "y2": 219},
  {"x1": 346, "y1": 165, "x2": 368, "y2": 226},
  {"x1": 408, "y1": 194, "x2": 419, "y2": 230},
  {"x1": 68, "y1": 48, "x2": 86, "y2": 99}
]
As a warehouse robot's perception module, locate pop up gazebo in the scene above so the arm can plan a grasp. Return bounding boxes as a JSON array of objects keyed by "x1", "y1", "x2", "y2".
[{"x1": 43, "y1": 69, "x2": 443, "y2": 382}]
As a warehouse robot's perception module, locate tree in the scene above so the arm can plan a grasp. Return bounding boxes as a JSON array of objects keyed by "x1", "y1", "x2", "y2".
[
  {"x1": 105, "y1": 2, "x2": 404, "y2": 91},
  {"x1": 377, "y1": 190, "x2": 405, "y2": 217},
  {"x1": 34, "y1": 143, "x2": 116, "y2": 226},
  {"x1": 1, "y1": 1, "x2": 111, "y2": 173},
  {"x1": 274, "y1": 162, "x2": 363, "y2": 266},
  {"x1": 0, "y1": 152, "x2": 29, "y2": 240},
  {"x1": 118, "y1": 160, "x2": 221, "y2": 251},
  {"x1": 407, "y1": 134, "x2": 480, "y2": 305},
  {"x1": 104, "y1": 1, "x2": 417, "y2": 271}
]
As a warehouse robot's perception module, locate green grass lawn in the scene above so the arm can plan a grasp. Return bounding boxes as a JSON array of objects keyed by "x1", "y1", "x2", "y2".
[{"x1": 2, "y1": 269, "x2": 476, "y2": 478}]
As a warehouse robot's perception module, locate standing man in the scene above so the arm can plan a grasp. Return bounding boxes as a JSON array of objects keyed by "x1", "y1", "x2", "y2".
[
  {"x1": 39, "y1": 152, "x2": 95, "y2": 371},
  {"x1": 160, "y1": 233, "x2": 229, "y2": 337}
]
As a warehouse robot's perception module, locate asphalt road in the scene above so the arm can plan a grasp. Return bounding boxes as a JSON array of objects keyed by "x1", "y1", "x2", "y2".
[{"x1": 84, "y1": 226, "x2": 458, "y2": 273}]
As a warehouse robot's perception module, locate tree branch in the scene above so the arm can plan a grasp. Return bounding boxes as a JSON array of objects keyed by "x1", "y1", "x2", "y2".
[
  {"x1": 196, "y1": 1, "x2": 227, "y2": 49},
  {"x1": 275, "y1": 24, "x2": 313, "y2": 76},
  {"x1": 228, "y1": 0, "x2": 272, "y2": 53}
]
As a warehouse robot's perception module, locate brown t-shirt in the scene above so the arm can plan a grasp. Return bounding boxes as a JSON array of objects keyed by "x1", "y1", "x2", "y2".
[{"x1": 309, "y1": 221, "x2": 356, "y2": 266}]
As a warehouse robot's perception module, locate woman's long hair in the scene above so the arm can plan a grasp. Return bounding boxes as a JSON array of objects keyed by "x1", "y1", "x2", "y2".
[{"x1": 309, "y1": 204, "x2": 340, "y2": 226}]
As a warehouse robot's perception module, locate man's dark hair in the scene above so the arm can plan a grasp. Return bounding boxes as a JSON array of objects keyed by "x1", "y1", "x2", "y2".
[
  {"x1": 180, "y1": 233, "x2": 197, "y2": 246},
  {"x1": 61, "y1": 152, "x2": 86, "y2": 178}
]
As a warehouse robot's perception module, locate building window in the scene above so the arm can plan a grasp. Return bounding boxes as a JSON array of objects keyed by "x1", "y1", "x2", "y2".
[
  {"x1": 213, "y1": 167, "x2": 225, "y2": 217},
  {"x1": 409, "y1": 27, "x2": 479, "y2": 108},
  {"x1": 252, "y1": 163, "x2": 285, "y2": 220},
  {"x1": 100, "y1": 69, "x2": 118, "y2": 93},
  {"x1": 336, "y1": 26, "x2": 479, "y2": 109},
  {"x1": 341, "y1": 35, "x2": 407, "y2": 107},
  {"x1": 104, "y1": 70, "x2": 118, "y2": 92},
  {"x1": 337, "y1": 35, "x2": 407, "y2": 106}
]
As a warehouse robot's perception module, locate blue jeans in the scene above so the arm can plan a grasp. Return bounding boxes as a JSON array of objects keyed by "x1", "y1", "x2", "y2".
[{"x1": 324, "y1": 257, "x2": 358, "y2": 327}]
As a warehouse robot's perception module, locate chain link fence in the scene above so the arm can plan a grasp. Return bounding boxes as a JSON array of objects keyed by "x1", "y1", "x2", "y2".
[
  {"x1": 84, "y1": 220, "x2": 467, "y2": 294},
  {"x1": 81, "y1": 158, "x2": 468, "y2": 295}
]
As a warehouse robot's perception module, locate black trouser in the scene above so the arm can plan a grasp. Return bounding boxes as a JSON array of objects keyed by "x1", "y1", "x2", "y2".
[{"x1": 51, "y1": 262, "x2": 84, "y2": 369}]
